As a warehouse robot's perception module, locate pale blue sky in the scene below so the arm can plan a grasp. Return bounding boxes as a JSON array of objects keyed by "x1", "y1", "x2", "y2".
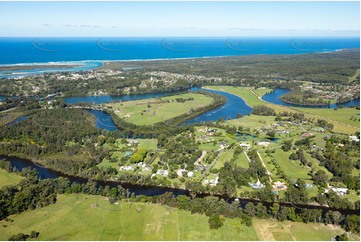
[{"x1": 0, "y1": 1, "x2": 359, "y2": 37}]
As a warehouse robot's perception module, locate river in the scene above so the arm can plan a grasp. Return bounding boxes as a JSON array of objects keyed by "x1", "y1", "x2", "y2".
[
  {"x1": 1, "y1": 155, "x2": 358, "y2": 215},
  {"x1": 262, "y1": 88, "x2": 360, "y2": 108},
  {"x1": 64, "y1": 88, "x2": 253, "y2": 130},
  {"x1": 3, "y1": 87, "x2": 359, "y2": 131}
]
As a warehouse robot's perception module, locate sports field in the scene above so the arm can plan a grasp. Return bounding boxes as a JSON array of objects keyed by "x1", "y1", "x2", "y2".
[
  {"x1": 107, "y1": 93, "x2": 213, "y2": 125},
  {"x1": 0, "y1": 168, "x2": 23, "y2": 188}
]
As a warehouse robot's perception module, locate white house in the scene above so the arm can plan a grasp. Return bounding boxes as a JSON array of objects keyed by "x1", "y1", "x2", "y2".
[
  {"x1": 239, "y1": 143, "x2": 251, "y2": 150},
  {"x1": 157, "y1": 170, "x2": 169, "y2": 176},
  {"x1": 177, "y1": 169, "x2": 187, "y2": 177},
  {"x1": 257, "y1": 141, "x2": 270, "y2": 147},
  {"x1": 205, "y1": 177, "x2": 219, "y2": 186},
  {"x1": 187, "y1": 171, "x2": 194, "y2": 178},
  {"x1": 325, "y1": 186, "x2": 349, "y2": 196},
  {"x1": 249, "y1": 179, "x2": 265, "y2": 189},
  {"x1": 119, "y1": 166, "x2": 134, "y2": 171},
  {"x1": 349, "y1": 135, "x2": 360, "y2": 142}
]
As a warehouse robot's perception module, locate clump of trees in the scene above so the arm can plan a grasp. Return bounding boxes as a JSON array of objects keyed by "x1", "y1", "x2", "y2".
[
  {"x1": 251, "y1": 105, "x2": 276, "y2": 116},
  {"x1": 8, "y1": 231, "x2": 39, "y2": 241}
]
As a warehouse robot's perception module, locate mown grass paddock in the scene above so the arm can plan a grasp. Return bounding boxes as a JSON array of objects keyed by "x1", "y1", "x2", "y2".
[
  {"x1": 253, "y1": 218, "x2": 355, "y2": 241},
  {"x1": 205, "y1": 86, "x2": 360, "y2": 134},
  {"x1": 0, "y1": 194, "x2": 259, "y2": 241},
  {"x1": 0, "y1": 193, "x2": 354, "y2": 241},
  {"x1": 106, "y1": 92, "x2": 213, "y2": 126}
]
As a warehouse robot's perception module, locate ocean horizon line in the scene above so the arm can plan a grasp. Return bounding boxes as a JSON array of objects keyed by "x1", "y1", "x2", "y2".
[{"x1": 1, "y1": 48, "x2": 358, "y2": 67}]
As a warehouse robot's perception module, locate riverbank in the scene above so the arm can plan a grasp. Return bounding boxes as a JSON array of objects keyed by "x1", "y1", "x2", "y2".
[{"x1": 1, "y1": 155, "x2": 359, "y2": 215}]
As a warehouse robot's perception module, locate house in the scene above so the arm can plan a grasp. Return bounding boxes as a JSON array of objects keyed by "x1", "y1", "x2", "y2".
[
  {"x1": 205, "y1": 177, "x2": 219, "y2": 186},
  {"x1": 219, "y1": 141, "x2": 227, "y2": 149},
  {"x1": 187, "y1": 171, "x2": 194, "y2": 178},
  {"x1": 177, "y1": 169, "x2": 187, "y2": 177},
  {"x1": 257, "y1": 141, "x2": 270, "y2": 147},
  {"x1": 127, "y1": 139, "x2": 139, "y2": 144},
  {"x1": 124, "y1": 151, "x2": 133, "y2": 158},
  {"x1": 157, "y1": 170, "x2": 169, "y2": 176},
  {"x1": 349, "y1": 135, "x2": 360, "y2": 142},
  {"x1": 119, "y1": 166, "x2": 134, "y2": 171},
  {"x1": 195, "y1": 164, "x2": 207, "y2": 171},
  {"x1": 305, "y1": 183, "x2": 313, "y2": 189},
  {"x1": 249, "y1": 179, "x2": 265, "y2": 189},
  {"x1": 325, "y1": 186, "x2": 349, "y2": 196},
  {"x1": 301, "y1": 133, "x2": 313, "y2": 138},
  {"x1": 312, "y1": 127, "x2": 325, "y2": 133},
  {"x1": 239, "y1": 143, "x2": 251, "y2": 150},
  {"x1": 279, "y1": 121, "x2": 287, "y2": 127},
  {"x1": 272, "y1": 181, "x2": 287, "y2": 191}
]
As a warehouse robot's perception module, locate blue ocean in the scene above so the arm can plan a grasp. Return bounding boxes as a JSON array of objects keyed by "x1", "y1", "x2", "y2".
[
  {"x1": 0, "y1": 37, "x2": 359, "y2": 78},
  {"x1": 0, "y1": 37, "x2": 359, "y2": 64}
]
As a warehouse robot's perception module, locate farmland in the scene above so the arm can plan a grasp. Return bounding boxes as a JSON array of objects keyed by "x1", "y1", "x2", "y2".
[
  {"x1": 0, "y1": 193, "x2": 354, "y2": 241},
  {"x1": 106, "y1": 92, "x2": 214, "y2": 125}
]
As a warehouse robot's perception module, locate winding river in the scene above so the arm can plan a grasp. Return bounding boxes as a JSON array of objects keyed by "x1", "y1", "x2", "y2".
[
  {"x1": 262, "y1": 88, "x2": 360, "y2": 108},
  {"x1": 1, "y1": 88, "x2": 360, "y2": 214},
  {"x1": 64, "y1": 88, "x2": 253, "y2": 130}
]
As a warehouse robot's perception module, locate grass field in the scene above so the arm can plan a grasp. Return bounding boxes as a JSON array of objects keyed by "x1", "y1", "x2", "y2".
[
  {"x1": 204, "y1": 86, "x2": 264, "y2": 107},
  {"x1": 253, "y1": 219, "x2": 351, "y2": 241},
  {"x1": 226, "y1": 114, "x2": 277, "y2": 130},
  {"x1": 107, "y1": 92, "x2": 213, "y2": 125},
  {"x1": 204, "y1": 86, "x2": 359, "y2": 134},
  {"x1": 0, "y1": 194, "x2": 259, "y2": 241},
  {"x1": 293, "y1": 107, "x2": 360, "y2": 128},
  {"x1": 271, "y1": 149, "x2": 311, "y2": 180},
  {"x1": 0, "y1": 169, "x2": 23, "y2": 188},
  {"x1": 213, "y1": 150, "x2": 234, "y2": 169},
  {"x1": 252, "y1": 87, "x2": 273, "y2": 97},
  {"x1": 0, "y1": 193, "x2": 353, "y2": 241},
  {"x1": 236, "y1": 151, "x2": 250, "y2": 169},
  {"x1": 258, "y1": 152, "x2": 281, "y2": 180}
]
